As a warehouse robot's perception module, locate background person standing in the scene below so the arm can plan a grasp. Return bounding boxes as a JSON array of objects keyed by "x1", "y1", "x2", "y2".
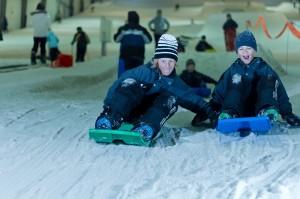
[
  {"x1": 71, "y1": 27, "x2": 90, "y2": 62},
  {"x1": 222, "y1": 13, "x2": 238, "y2": 51},
  {"x1": 114, "y1": 11, "x2": 152, "y2": 76},
  {"x1": 47, "y1": 29, "x2": 60, "y2": 67},
  {"x1": 30, "y1": 2, "x2": 51, "y2": 65},
  {"x1": 1, "y1": 16, "x2": 8, "y2": 33},
  {"x1": 148, "y1": 9, "x2": 170, "y2": 47}
]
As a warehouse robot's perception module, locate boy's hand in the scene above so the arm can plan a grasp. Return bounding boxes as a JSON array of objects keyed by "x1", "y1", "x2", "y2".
[
  {"x1": 285, "y1": 113, "x2": 300, "y2": 127},
  {"x1": 204, "y1": 105, "x2": 218, "y2": 128}
]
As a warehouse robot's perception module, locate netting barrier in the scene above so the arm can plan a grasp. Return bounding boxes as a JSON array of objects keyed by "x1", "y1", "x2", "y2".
[{"x1": 246, "y1": 16, "x2": 300, "y2": 39}]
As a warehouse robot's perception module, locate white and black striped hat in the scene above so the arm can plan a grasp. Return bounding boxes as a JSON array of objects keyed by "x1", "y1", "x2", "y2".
[{"x1": 154, "y1": 34, "x2": 178, "y2": 61}]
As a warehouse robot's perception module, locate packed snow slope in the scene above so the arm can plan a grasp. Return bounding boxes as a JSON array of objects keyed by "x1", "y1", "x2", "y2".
[
  {"x1": 1, "y1": 2, "x2": 300, "y2": 199},
  {"x1": 1, "y1": 54, "x2": 300, "y2": 199}
]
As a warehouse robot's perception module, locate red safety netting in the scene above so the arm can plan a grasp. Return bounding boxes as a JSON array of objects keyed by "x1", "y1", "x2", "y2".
[{"x1": 247, "y1": 16, "x2": 300, "y2": 39}]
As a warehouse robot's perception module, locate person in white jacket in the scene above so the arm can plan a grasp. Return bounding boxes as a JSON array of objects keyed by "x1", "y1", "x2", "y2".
[{"x1": 30, "y1": 2, "x2": 51, "y2": 65}]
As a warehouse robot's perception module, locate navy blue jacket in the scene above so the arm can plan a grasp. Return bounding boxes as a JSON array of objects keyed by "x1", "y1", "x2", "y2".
[
  {"x1": 114, "y1": 23, "x2": 152, "y2": 61},
  {"x1": 180, "y1": 70, "x2": 217, "y2": 88},
  {"x1": 104, "y1": 62, "x2": 209, "y2": 113},
  {"x1": 211, "y1": 57, "x2": 292, "y2": 116}
]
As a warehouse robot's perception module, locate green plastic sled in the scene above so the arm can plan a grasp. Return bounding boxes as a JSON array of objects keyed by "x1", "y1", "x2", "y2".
[{"x1": 89, "y1": 123, "x2": 151, "y2": 146}]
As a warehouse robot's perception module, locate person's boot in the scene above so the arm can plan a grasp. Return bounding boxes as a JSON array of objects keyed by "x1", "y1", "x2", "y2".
[
  {"x1": 95, "y1": 115, "x2": 113, "y2": 129},
  {"x1": 132, "y1": 122, "x2": 154, "y2": 141},
  {"x1": 40, "y1": 55, "x2": 46, "y2": 64},
  {"x1": 31, "y1": 51, "x2": 37, "y2": 65},
  {"x1": 95, "y1": 107, "x2": 123, "y2": 130}
]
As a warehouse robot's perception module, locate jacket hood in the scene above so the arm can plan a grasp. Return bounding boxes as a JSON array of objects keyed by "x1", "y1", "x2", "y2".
[{"x1": 128, "y1": 11, "x2": 139, "y2": 25}]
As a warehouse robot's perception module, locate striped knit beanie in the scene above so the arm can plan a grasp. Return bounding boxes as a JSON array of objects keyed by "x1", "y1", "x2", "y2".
[{"x1": 154, "y1": 34, "x2": 178, "y2": 61}]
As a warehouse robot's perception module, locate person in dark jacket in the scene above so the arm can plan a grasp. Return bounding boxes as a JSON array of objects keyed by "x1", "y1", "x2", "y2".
[
  {"x1": 1, "y1": 16, "x2": 8, "y2": 32},
  {"x1": 177, "y1": 37, "x2": 185, "y2": 53},
  {"x1": 180, "y1": 58, "x2": 217, "y2": 98},
  {"x1": 114, "y1": 11, "x2": 152, "y2": 76},
  {"x1": 223, "y1": 13, "x2": 238, "y2": 51},
  {"x1": 95, "y1": 34, "x2": 217, "y2": 141},
  {"x1": 71, "y1": 27, "x2": 90, "y2": 62},
  {"x1": 0, "y1": 30, "x2": 3, "y2": 41},
  {"x1": 193, "y1": 30, "x2": 300, "y2": 127},
  {"x1": 195, "y1": 35, "x2": 215, "y2": 52}
]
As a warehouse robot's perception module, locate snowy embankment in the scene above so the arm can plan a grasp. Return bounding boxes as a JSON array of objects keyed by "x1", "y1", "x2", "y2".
[{"x1": 1, "y1": 52, "x2": 300, "y2": 199}]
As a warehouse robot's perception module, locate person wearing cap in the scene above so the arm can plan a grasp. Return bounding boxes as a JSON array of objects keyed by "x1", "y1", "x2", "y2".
[
  {"x1": 180, "y1": 58, "x2": 217, "y2": 98},
  {"x1": 200, "y1": 30, "x2": 300, "y2": 127},
  {"x1": 94, "y1": 34, "x2": 218, "y2": 141},
  {"x1": 114, "y1": 11, "x2": 152, "y2": 76}
]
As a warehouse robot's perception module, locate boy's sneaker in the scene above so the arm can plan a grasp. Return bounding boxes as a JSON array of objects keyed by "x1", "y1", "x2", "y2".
[
  {"x1": 95, "y1": 114, "x2": 123, "y2": 130},
  {"x1": 259, "y1": 108, "x2": 279, "y2": 122},
  {"x1": 132, "y1": 123, "x2": 154, "y2": 141},
  {"x1": 95, "y1": 115, "x2": 112, "y2": 129}
]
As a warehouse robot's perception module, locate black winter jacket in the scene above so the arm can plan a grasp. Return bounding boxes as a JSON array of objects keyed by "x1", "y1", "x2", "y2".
[
  {"x1": 222, "y1": 19, "x2": 238, "y2": 31},
  {"x1": 104, "y1": 62, "x2": 210, "y2": 113},
  {"x1": 180, "y1": 70, "x2": 217, "y2": 88},
  {"x1": 211, "y1": 57, "x2": 292, "y2": 116},
  {"x1": 114, "y1": 23, "x2": 152, "y2": 61}
]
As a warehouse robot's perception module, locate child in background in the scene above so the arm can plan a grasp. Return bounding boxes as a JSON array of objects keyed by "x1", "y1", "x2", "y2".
[
  {"x1": 94, "y1": 34, "x2": 217, "y2": 141},
  {"x1": 71, "y1": 27, "x2": 90, "y2": 62},
  {"x1": 180, "y1": 58, "x2": 217, "y2": 98},
  {"x1": 47, "y1": 29, "x2": 60, "y2": 67},
  {"x1": 210, "y1": 30, "x2": 300, "y2": 126},
  {"x1": 195, "y1": 35, "x2": 215, "y2": 52}
]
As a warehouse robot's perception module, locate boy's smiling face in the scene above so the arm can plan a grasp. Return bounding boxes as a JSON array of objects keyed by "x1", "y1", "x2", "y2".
[
  {"x1": 237, "y1": 46, "x2": 256, "y2": 65},
  {"x1": 158, "y1": 58, "x2": 176, "y2": 76}
]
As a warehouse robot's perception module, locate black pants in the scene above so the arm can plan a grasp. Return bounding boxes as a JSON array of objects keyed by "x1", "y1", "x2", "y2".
[
  {"x1": 222, "y1": 75, "x2": 278, "y2": 117},
  {"x1": 31, "y1": 37, "x2": 47, "y2": 64},
  {"x1": 49, "y1": 48, "x2": 60, "y2": 61},
  {"x1": 76, "y1": 45, "x2": 87, "y2": 62},
  {"x1": 104, "y1": 80, "x2": 178, "y2": 136},
  {"x1": 154, "y1": 33, "x2": 162, "y2": 48}
]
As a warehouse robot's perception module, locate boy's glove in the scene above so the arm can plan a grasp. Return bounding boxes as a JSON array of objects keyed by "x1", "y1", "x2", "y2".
[
  {"x1": 218, "y1": 112, "x2": 232, "y2": 120},
  {"x1": 204, "y1": 105, "x2": 218, "y2": 128},
  {"x1": 284, "y1": 113, "x2": 300, "y2": 127},
  {"x1": 191, "y1": 112, "x2": 208, "y2": 127}
]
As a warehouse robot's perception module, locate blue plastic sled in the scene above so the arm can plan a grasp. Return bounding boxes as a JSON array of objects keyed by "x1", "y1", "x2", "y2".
[{"x1": 217, "y1": 116, "x2": 271, "y2": 136}]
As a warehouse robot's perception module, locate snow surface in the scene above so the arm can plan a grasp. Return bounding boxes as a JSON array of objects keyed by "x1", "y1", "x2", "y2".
[{"x1": 1, "y1": 2, "x2": 300, "y2": 199}]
